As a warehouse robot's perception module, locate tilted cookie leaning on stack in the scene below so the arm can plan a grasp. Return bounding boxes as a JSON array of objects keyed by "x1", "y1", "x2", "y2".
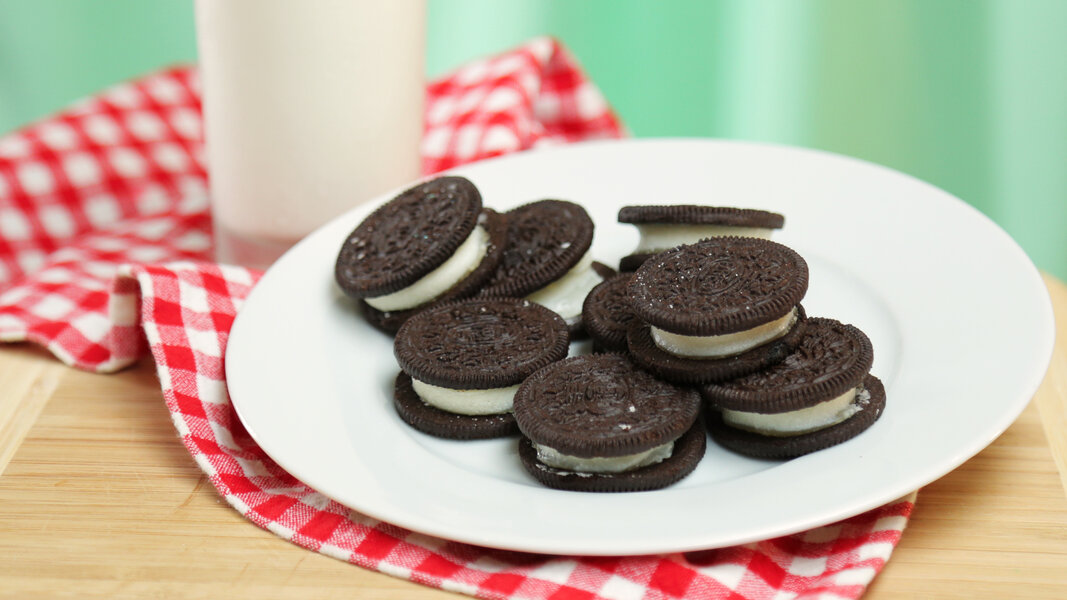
[{"x1": 478, "y1": 199, "x2": 614, "y2": 336}]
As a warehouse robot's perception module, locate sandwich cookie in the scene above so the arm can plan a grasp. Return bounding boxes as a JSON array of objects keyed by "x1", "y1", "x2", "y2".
[
  {"x1": 618, "y1": 205, "x2": 785, "y2": 272},
  {"x1": 581, "y1": 273, "x2": 637, "y2": 354},
  {"x1": 479, "y1": 200, "x2": 607, "y2": 335},
  {"x1": 703, "y1": 317, "x2": 886, "y2": 458},
  {"x1": 334, "y1": 175, "x2": 507, "y2": 333},
  {"x1": 627, "y1": 237, "x2": 809, "y2": 384},
  {"x1": 393, "y1": 298, "x2": 569, "y2": 439},
  {"x1": 571, "y1": 261, "x2": 619, "y2": 341},
  {"x1": 513, "y1": 354, "x2": 705, "y2": 492}
]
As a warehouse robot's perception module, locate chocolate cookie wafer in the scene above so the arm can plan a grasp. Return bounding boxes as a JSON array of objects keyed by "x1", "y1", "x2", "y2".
[
  {"x1": 393, "y1": 297, "x2": 569, "y2": 439},
  {"x1": 335, "y1": 176, "x2": 507, "y2": 333},
  {"x1": 703, "y1": 317, "x2": 886, "y2": 458},
  {"x1": 581, "y1": 273, "x2": 636, "y2": 354},
  {"x1": 618, "y1": 205, "x2": 785, "y2": 271},
  {"x1": 627, "y1": 236, "x2": 809, "y2": 384},
  {"x1": 567, "y1": 261, "x2": 618, "y2": 341},
  {"x1": 479, "y1": 200, "x2": 607, "y2": 335},
  {"x1": 513, "y1": 354, "x2": 705, "y2": 492}
]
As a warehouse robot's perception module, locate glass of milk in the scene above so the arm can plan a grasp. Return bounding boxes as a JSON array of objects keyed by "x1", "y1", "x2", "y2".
[{"x1": 195, "y1": 0, "x2": 426, "y2": 269}]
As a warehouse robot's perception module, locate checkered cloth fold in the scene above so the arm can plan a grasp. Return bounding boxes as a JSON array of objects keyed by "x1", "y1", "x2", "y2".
[{"x1": 0, "y1": 37, "x2": 914, "y2": 599}]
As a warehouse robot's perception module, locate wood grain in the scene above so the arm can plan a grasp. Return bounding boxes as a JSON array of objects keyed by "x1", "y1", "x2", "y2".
[
  {"x1": 0, "y1": 353, "x2": 458, "y2": 600},
  {"x1": 1038, "y1": 273, "x2": 1067, "y2": 497},
  {"x1": 0, "y1": 344, "x2": 63, "y2": 476},
  {"x1": 1, "y1": 275, "x2": 1066, "y2": 598}
]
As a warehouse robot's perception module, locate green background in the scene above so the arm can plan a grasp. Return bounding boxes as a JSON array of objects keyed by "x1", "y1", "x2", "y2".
[{"x1": 1, "y1": 0, "x2": 1064, "y2": 278}]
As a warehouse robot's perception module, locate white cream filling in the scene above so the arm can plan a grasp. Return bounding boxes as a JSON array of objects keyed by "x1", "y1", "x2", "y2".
[
  {"x1": 525, "y1": 252, "x2": 604, "y2": 321},
  {"x1": 411, "y1": 378, "x2": 518, "y2": 416},
  {"x1": 723, "y1": 387, "x2": 869, "y2": 436},
  {"x1": 535, "y1": 441, "x2": 674, "y2": 474},
  {"x1": 652, "y1": 308, "x2": 797, "y2": 358},
  {"x1": 635, "y1": 224, "x2": 773, "y2": 253},
  {"x1": 364, "y1": 224, "x2": 489, "y2": 312}
]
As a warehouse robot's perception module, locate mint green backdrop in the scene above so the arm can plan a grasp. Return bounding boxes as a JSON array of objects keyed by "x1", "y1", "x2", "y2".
[{"x1": 1, "y1": 0, "x2": 1064, "y2": 279}]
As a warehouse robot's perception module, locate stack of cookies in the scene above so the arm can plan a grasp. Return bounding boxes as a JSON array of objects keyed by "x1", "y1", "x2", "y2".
[
  {"x1": 589, "y1": 206, "x2": 885, "y2": 462},
  {"x1": 334, "y1": 177, "x2": 886, "y2": 493},
  {"x1": 625, "y1": 236, "x2": 810, "y2": 385}
]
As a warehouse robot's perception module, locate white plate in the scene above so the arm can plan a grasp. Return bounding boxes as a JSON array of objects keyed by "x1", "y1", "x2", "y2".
[{"x1": 226, "y1": 139, "x2": 1054, "y2": 556}]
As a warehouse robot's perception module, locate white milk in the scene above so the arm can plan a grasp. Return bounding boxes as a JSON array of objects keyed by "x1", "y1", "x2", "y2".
[{"x1": 196, "y1": 0, "x2": 426, "y2": 268}]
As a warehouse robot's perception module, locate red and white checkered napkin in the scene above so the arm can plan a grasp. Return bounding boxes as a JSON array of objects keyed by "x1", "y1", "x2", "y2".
[{"x1": 0, "y1": 37, "x2": 914, "y2": 599}]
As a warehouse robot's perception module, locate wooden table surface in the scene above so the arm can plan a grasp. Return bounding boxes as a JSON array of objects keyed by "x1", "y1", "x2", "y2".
[{"x1": 1, "y1": 276, "x2": 1066, "y2": 599}]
